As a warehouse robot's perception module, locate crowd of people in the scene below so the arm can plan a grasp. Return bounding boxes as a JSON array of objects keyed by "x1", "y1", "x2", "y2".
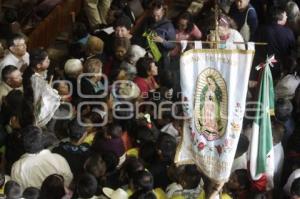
[{"x1": 0, "y1": 0, "x2": 299, "y2": 198}]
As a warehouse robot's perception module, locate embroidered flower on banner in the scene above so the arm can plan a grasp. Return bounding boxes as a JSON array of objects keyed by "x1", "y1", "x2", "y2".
[{"x1": 198, "y1": 142, "x2": 205, "y2": 150}]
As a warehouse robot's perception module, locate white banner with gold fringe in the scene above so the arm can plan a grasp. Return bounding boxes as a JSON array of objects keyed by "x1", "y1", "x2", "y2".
[{"x1": 175, "y1": 45, "x2": 255, "y2": 182}]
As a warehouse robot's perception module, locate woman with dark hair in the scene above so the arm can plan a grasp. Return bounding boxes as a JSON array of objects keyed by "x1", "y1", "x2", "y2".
[
  {"x1": 39, "y1": 174, "x2": 70, "y2": 199},
  {"x1": 133, "y1": 57, "x2": 159, "y2": 98},
  {"x1": 22, "y1": 48, "x2": 60, "y2": 127},
  {"x1": 170, "y1": 11, "x2": 202, "y2": 57}
]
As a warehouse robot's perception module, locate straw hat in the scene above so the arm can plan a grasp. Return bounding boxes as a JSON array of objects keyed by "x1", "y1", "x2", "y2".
[{"x1": 102, "y1": 188, "x2": 128, "y2": 199}]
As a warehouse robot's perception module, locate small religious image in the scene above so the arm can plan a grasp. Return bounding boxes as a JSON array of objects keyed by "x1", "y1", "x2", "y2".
[{"x1": 194, "y1": 68, "x2": 228, "y2": 141}]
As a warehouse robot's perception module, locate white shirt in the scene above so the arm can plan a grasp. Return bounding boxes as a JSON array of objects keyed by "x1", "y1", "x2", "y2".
[
  {"x1": 0, "y1": 51, "x2": 29, "y2": 80},
  {"x1": 275, "y1": 74, "x2": 300, "y2": 100},
  {"x1": 11, "y1": 149, "x2": 73, "y2": 190},
  {"x1": 284, "y1": 168, "x2": 300, "y2": 195},
  {"x1": 273, "y1": 142, "x2": 284, "y2": 186},
  {"x1": 219, "y1": 29, "x2": 245, "y2": 50}
]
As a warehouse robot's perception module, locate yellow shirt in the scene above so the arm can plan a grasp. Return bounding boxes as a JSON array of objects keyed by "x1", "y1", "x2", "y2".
[
  {"x1": 127, "y1": 188, "x2": 167, "y2": 199},
  {"x1": 83, "y1": 133, "x2": 95, "y2": 145},
  {"x1": 171, "y1": 191, "x2": 232, "y2": 199}
]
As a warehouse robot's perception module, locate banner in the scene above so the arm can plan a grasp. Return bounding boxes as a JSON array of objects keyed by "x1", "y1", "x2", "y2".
[{"x1": 175, "y1": 45, "x2": 255, "y2": 182}]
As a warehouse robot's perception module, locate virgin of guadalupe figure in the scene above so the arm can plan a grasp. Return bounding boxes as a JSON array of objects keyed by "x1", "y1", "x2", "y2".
[{"x1": 199, "y1": 76, "x2": 223, "y2": 136}]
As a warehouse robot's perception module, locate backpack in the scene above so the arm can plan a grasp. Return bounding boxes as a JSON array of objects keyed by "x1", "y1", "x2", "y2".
[{"x1": 240, "y1": 7, "x2": 254, "y2": 42}]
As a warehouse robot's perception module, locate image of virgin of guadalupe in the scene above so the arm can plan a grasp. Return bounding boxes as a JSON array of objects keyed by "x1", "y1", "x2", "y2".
[{"x1": 198, "y1": 76, "x2": 224, "y2": 138}]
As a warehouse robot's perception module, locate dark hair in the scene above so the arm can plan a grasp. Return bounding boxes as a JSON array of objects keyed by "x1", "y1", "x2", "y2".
[
  {"x1": 114, "y1": 15, "x2": 132, "y2": 30},
  {"x1": 22, "y1": 125, "x2": 44, "y2": 153},
  {"x1": 7, "y1": 33, "x2": 24, "y2": 48},
  {"x1": 139, "y1": 141, "x2": 156, "y2": 165},
  {"x1": 179, "y1": 165, "x2": 201, "y2": 189},
  {"x1": 1, "y1": 65, "x2": 18, "y2": 82},
  {"x1": 120, "y1": 157, "x2": 145, "y2": 184},
  {"x1": 72, "y1": 22, "x2": 88, "y2": 41},
  {"x1": 281, "y1": 56, "x2": 298, "y2": 75},
  {"x1": 131, "y1": 170, "x2": 154, "y2": 191},
  {"x1": 159, "y1": 70, "x2": 174, "y2": 89},
  {"x1": 4, "y1": 180, "x2": 22, "y2": 199},
  {"x1": 102, "y1": 151, "x2": 119, "y2": 172},
  {"x1": 107, "y1": 123, "x2": 123, "y2": 138},
  {"x1": 84, "y1": 154, "x2": 107, "y2": 178},
  {"x1": 291, "y1": 177, "x2": 300, "y2": 196},
  {"x1": 150, "y1": 0, "x2": 165, "y2": 10},
  {"x1": 23, "y1": 48, "x2": 48, "y2": 104},
  {"x1": 129, "y1": 189, "x2": 157, "y2": 199},
  {"x1": 0, "y1": 89, "x2": 23, "y2": 125},
  {"x1": 176, "y1": 11, "x2": 194, "y2": 32},
  {"x1": 156, "y1": 133, "x2": 177, "y2": 163},
  {"x1": 77, "y1": 173, "x2": 98, "y2": 198},
  {"x1": 4, "y1": 9, "x2": 18, "y2": 23},
  {"x1": 234, "y1": 169, "x2": 251, "y2": 190},
  {"x1": 23, "y1": 187, "x2": 40, "y2": 199},
  {"x1": 39, "y1": 174, "x2": 65, "y2": 199},
  {"x1": 136, "y1": 57, "x2": 155, "y2": 78},
  {"x1": 268, "y1": 7, "x2": 286, "y2": 23}
]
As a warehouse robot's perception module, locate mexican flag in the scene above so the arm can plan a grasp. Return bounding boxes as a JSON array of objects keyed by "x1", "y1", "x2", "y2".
[{"x1": 249, "y1": 56, "x2": 275, "y2": 191}]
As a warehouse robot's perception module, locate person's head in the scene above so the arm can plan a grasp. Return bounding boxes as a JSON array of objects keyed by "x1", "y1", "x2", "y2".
[
  {"x1": 53, "y1": 80, "x2": 71, "y2": 99},
  {"x1": 151, "y1": 0, "x2": 167, "y2": 22},
  {"x1": 4, "y1": 180, "x2": 22, "y2": 199},
  {"x1": 176, "y1": 11, "x2": 194, "y2": 32},
  {"x1": 286, "y1": 1, "x2": 300, "y2": 21},
  {"x1": 86, "y1": 36, "x2": 104, "y2": 56},
  {"x1": 72, "y1": 22, "x2": 89, "y2": 41},
  {"x1": 106, "y1": 123, "x2": 122, "y2": 139},
  {"x1": 84, "y1": 154, "x2": 107, "y2": 179},
  {"x1": 1, "y1": 65, "x2": 22, "y2": 88},
  {"x1": 39, "y1": 174, "x2": 66, "y2": 199},
  {"x1": 83, "y1": 58, "x2": 103, "y2": 82},
  {"x1": 139, "y1": 141, "x2": 156, "y2": 165},
  {"x1": 22, "y1": 125, "x2": 44, "y2": 154},
  {"x1": 68, "y1": 119, "x2": 87, "y2": 143},
  {"x1": 64, "y1": 58, "x2": 83, "y2": 78},
  {"x1": 156, "y1": 133, "x2": 177, "y2": 163},
  {"x1": 276, "y1": 98, "x2": 293, "y2": 122},
  {"x1": 120, "y1": 157, "x2": 145, "y2": 183},
  {"x1": 281, "y1": 56, "x2": 298, "y2": 75},
  {"x1": 269, "y1": 7, "x2": 288, "y2": 25},
  {"x1": 136, "y1": 57, "x2": 158, "y2": 78},
  {"x1": 77, "y1": 173, "x2": 98, "y2": 198},
  {"x1": 22, "y1": 187, "x2": 40, "y2": 199},
  {"x1": 114, "y1": 16, "x2": 132, "y2": 38},
  {"x1": 178, "y1": 165, "x2": 201, "y2": 189},
  {"x1": 227, "y1": 169, "x2": 250, "y2": 191},
  {"x1": 114, "y1": 37, "x2": 131, "y2": 61},
  {"x1": 29, "y1": 48, "x2": 50, "y2": 73},
  {"x1": 1, "y1": 90, "x2": 21, "y2": 126},
  {"x1": 130, "y1": 170, "x2": 154, "y2": 192},
  {"x1": 129, "y1": 190, "x2": 157, "y2": 199},
  {"x1": 7, "y1": 33, "x2": 27, "y2": 57},
  {"x1": 217, "y1": 14, "x2": 231, "y2": 39},
  {"x1": 234, "y1": 0, "x2": 250, "y2": 11},
  {"x1": 291, "y1": 178, "x2": 300, "y2": 199},
  {"x1": 4, "y1": 8, "x2": 17, "y2": 23}
]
